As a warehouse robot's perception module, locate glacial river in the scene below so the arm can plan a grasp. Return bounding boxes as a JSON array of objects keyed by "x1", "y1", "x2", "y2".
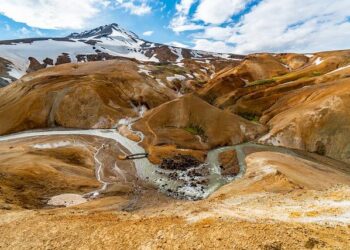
[{"x1": 0, "y1": 128, "x2": 299, "y2": 200}]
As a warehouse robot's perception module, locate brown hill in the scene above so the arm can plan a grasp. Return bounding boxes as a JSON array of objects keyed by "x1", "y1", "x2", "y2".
[
  {"x1": 259, "y1": 77, "x2": 350, "y2": 163},
  {"x1": 197, "y1": 50, "x2": 350, "y2": 163},
  {"x1": 133, "y1": 94, "x2": 266, "y2": 162},
  {"x1": 0, "y1": 59, "x2": 178, "y2": 135}
]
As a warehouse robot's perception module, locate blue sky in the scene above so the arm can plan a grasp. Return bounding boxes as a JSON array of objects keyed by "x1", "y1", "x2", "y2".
[
  {"x1": 0, "y1": 0, "x2": 349, "y2": 54},
  {"x1": 0, "y1": 1, "x2": 187, "y2": 43}
]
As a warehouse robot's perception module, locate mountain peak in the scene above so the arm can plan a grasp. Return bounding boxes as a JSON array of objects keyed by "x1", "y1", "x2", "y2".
[
  {"x1": 67, "y1": 23, "x2": 139, "y2": 41},
  {"x1": 109, "y1": 23, "x2": 119, "y2": 28}
]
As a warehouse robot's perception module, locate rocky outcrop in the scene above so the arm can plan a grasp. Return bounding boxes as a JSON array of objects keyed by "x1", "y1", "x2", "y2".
[
  {"x1": 0, "y1": 57, "x2": 16, "y2": 86},
  {"x1": 43, "y1": 58, "x2": 54, "y2": 66},
  {"x1": 27, "y1": 57, "x2": 46, "y2": 73},
  {"x1": 55, "y1": 53, "x2": 71, "y2": 65},
  {"x1": 27, "y1": 57, "x2": 55, "y2": 73}
]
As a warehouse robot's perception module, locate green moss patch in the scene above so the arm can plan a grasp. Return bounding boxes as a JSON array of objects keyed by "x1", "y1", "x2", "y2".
[
  {"x1": 238, "y1": 112, "x2": 260, "y2": 122},
  {"x1": 247, "y1": 78, "x2": 276, "y2": 86},
  {"x1": 184, "y1": 124, "x2": 206, "y2": 137}
]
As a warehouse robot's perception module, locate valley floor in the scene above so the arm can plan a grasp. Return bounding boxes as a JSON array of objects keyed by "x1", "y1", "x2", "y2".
[
  {"x1": 0, "y1": 128, "x2": 349, "y2": 249},
  {"x1": 1, "y1": 186, "x2": 350, "y2": 250}
]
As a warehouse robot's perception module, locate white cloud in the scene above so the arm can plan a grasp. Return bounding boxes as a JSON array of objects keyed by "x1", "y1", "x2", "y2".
[
  {"x1": 167, "y1": 41, "x2": 189, "y2": 48},
  {"x1": 174, "y1": 0, "x2": 350, "y2": 54},
  {"x1": 18, "y1": 27, "x2": 30, "y2": 37},
  {"x1": 194, "y1": 0, "x2": 250, "y2": 24},
  {"x1": 176, "y1": 0, "x2": 196, "y2": 14},
  {"x1": 116, "y1": 0, "x2": 152, "y2": 16},
  {"x1": 171, "y1": 21, "x2": 203, "y2": 33},
  {"x1": 0, "y1": 0, "x2": 109, "y2": 29},
  {"x1": 193, "y1": 39, "x2": 234, "y2": 53},
  {"x1": 143, "y1": 30, "x2": 154, "y2": 36},
  {"x1": 228, "y1": 0, "x2": 350, "y2": 54},
  {"x1": 170, "y1": 0, "x2": 203, "y2": 33},
  {"x1": 100, "y1": 1, "x2": 111, "y2": 8},
  {"x1": 34, "y1": 29, "x2": 45, "y2": 37},
  {"x1": 194, "y1": 26, "x2": 234, "y2": 41},
  {"x1": 169, "y1": 0, "x2": 249, "y2": 33},
  {"x1": 15, "y1": 26, "x2": 46, "y2": 38}
]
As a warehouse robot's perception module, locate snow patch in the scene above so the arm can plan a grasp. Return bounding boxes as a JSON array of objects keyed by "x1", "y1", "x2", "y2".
[
  {"x1": 0, "y1": 77, "x2": 12, "y2": 82},
  {"x1": 326, "y1": 64, "x2": 350, "y2": 75},
  {"x1": 176, "y1": 62, "x2": 185, "y2": 67},
  {"x1": 138, "y1": 65, "x2": 152, "y2": 76},
  {"x1": 166, "y1": 74, "x2": 186, "y2": 82},
  {"x1": 314, "y1": 57, "x2": 324, "y2": 65},
  {"x1": 156, "y1": 79, "x2": 167, "y2": 88},
  {"x1": 169, "y1": 47, "x2": 184, "y2": 62}
]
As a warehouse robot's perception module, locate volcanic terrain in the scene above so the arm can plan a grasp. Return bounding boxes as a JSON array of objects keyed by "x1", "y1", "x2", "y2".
[{"x1": 0, "y1": 24, "x2": 350, "y2": 249}]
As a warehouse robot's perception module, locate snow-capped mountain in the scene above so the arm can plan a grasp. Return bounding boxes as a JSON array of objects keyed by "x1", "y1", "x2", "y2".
[
  {"x1": 0, "y1": 23, "x2": 242, "y2": 86},
  {"x1": 67, "y1": 23, "x2": 140, "y2": 41}
]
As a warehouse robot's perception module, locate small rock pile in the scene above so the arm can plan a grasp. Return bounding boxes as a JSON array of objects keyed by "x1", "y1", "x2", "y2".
[{"x1": 160, "y1": 155, "x2": 202, "y2": 170}]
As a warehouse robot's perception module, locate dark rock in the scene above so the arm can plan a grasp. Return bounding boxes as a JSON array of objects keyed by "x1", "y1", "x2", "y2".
[
  {"x1": 55, "y1": 53, "x2": 71, "y2": 65},
  {"x1": 159, "y1": 155, "x2": 202, "y2": 171},
  {"x1": 43, "y1": 58, "x2": 54, "y2": 66},
  {"x1": 315, "y1": 141, "x2": 326, "y2": 155},
  {"x1": 304, "y1": 238, "x2": 325, "y2": 249},
  {"x1": 168, "y1": 172, "x2": 178, "y2": 180},
  {"x1": 84, "y1": 40, "x2": 98, "y2": 46},
  {"x1": 187, "y1": 166, "x2": 209, "y2": 177},
  {"x1": 262, "y1": 241, "x2": 282, "y2": 250},
  {"x1": 145, "y1": 46, "x2": 178, "y2": 63},
  {"x1": 27, "y1": 57, "x2": 45, "y2": 73},
  {"x1": 181, "y1": 48, "x2": 192, "y2": 59}
]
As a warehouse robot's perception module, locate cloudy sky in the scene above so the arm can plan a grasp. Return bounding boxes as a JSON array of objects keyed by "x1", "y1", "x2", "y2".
[{"x1": 0, "y1": 0, "x2": 349, "y2": 54}]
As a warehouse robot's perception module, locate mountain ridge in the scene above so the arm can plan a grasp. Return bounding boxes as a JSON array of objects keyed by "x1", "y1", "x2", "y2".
[{"x1": 0, "y1": 23, "x2": 242, "y2": 87}]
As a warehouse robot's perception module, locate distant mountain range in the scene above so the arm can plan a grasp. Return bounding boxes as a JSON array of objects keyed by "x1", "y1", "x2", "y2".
[{"x1": 0, "y1": 23, "x2": 243, "y2": 86}]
